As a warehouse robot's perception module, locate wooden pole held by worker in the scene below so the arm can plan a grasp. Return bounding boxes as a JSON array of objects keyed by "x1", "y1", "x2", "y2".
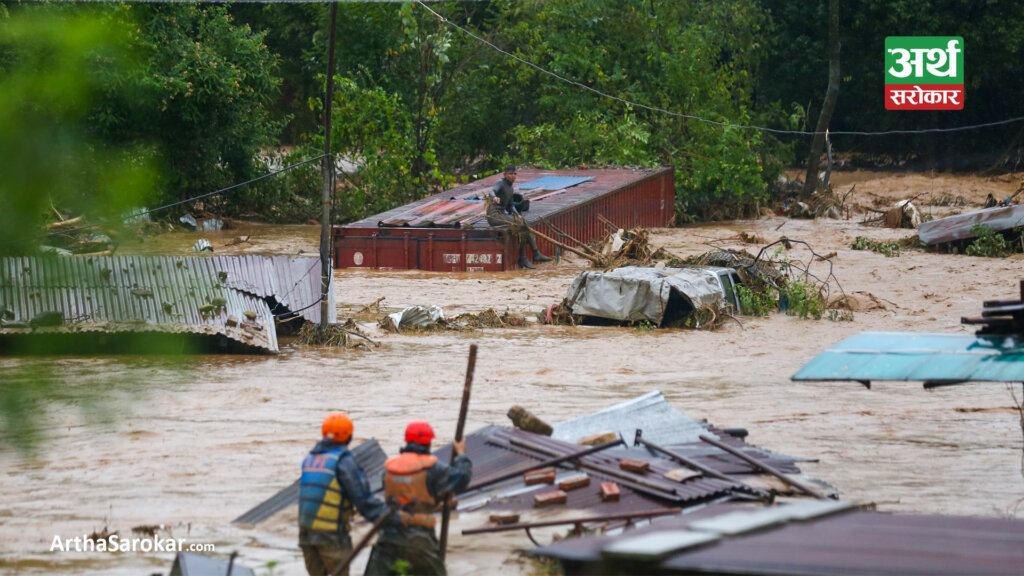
[
  {"x1": 438, "y1": 344, "x2": 477, "y2": 562},
  {"x1": 332, "y1": 507, "x2": 396, "y2": 576}
]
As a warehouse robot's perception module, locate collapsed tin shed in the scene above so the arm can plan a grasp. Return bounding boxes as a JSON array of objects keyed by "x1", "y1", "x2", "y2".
[
  {"x1": 0, "y1": 255, "x2": 334, "y2": 355},
  {"x1": 333, "y1": 167, "x2": 675, "y2": 271}
]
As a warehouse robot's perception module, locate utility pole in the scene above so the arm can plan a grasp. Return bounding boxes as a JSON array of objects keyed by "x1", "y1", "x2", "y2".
[{"x1": 319, "y1": 1, "x2": 338, "y2": 331}]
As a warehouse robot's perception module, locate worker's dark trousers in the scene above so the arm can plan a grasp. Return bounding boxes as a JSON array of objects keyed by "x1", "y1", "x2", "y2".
[
  {"x1": 301, "y1": 542, "x2": 352, "y2": 576},
  {"x1": 364, "y1": 531, "x2": 446, "y2": 576}
]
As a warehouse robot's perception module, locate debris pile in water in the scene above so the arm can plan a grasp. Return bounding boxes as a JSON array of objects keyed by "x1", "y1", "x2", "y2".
[
  {"x1": 379, "y1": 307, "x2": 527, "y2": 333},
  {"x1": 297, "y1": 319, "x2": 379, "y2": 349}
]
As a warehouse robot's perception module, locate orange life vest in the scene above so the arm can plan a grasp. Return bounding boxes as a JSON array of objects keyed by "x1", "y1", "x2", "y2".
[{"x1": 384, "y1": 452, "x2": 439, "y2": 528}]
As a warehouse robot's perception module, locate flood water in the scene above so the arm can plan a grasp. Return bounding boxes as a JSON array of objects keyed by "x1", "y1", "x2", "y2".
[{"x1": 2, "y1": 172, "x2": 1023, "y2": 574}]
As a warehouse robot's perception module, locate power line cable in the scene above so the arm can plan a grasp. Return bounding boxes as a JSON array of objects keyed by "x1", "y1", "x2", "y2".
[
  {"x1": 46, "y1": 154, "x2": 327, "y2": 238},
  {"x1": 415, "y1": 1, "x2": 1024, "y2": 137}
]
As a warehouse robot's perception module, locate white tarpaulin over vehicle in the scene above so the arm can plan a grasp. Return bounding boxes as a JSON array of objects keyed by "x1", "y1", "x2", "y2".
[{"x1": 566, "y1": 266, "x2": 729, "y2": 325}]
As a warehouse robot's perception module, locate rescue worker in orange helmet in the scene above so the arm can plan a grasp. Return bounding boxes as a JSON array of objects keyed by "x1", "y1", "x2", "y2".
[
  {"x1": 364, "y1": 421, "x2": 472, "y2": 576},
  {"x1": 299, "y1": 413, "x2": 385, "y2": 576}
]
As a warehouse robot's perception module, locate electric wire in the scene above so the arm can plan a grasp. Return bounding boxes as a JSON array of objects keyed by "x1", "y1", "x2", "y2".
[
  {"x1": 45, "y1": 154, "x2": 327, "y2": 238},
  {"x1": 415, "y1": 1, "x2": 1024, "y2": 137}
]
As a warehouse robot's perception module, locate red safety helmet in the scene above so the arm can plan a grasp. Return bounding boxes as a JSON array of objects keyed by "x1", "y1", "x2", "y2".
[
  {"x1": 322, "y1": 413, "x2": 354, "y2": 443},
  {"x1": 405, "y1": 421, "x2": 435, "y2": 444}
]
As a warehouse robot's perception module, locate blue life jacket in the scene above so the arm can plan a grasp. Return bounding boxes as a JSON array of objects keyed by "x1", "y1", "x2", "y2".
[{"x1": 299, "y1": 447, "x2": 353, "y2": 532}]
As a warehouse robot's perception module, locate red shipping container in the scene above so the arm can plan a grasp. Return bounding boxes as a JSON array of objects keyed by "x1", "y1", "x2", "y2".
[{"x1": 334, "y1": 167, "x2": 675, "y2": 271}]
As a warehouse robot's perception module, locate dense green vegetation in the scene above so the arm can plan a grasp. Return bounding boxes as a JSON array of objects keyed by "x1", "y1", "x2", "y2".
[{"x1": 4, "y1": 0, "x2": 1024, "y2": 232}]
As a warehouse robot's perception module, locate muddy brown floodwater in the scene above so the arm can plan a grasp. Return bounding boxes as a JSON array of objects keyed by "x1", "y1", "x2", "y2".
[{"x1": 1, "y1": 172, "x2": 1023, "y2": 575}]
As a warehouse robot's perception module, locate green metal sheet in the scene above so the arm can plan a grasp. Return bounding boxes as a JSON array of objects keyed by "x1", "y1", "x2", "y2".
[{"x1": 791, "y1": 331, "x2": 1024, "y2": 384}]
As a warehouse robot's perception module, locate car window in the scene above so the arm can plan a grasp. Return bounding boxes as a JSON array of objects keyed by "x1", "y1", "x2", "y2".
[{"x1": 720, "y1": 272, "x2": 737, "y2": 310}]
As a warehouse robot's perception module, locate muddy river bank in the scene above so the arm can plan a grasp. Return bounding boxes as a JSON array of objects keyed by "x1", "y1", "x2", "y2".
[{"x1": 1, "y1": 171, "x2": 1023, "y2": 575}]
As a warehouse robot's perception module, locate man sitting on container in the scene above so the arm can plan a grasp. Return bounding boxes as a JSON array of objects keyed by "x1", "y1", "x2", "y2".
[
  {"x1": 486, "y1": 165, "x2": 552, "y2": 269},
  {"x1": 364, "y1": 421, "x2": 473, "y2": 576},
  {"x1": 299, "y1": 413, "x2": 385, "y2": 576}
]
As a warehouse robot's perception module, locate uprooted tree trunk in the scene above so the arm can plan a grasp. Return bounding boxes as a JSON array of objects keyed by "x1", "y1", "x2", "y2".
[{"x1": 803, "y1": 0, "x2": 841, "y2": 196}]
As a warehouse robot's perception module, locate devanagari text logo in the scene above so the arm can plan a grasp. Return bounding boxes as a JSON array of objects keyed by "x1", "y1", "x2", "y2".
[{"x1": 885, "y1": 36, "x2": 963, "y2": 110}]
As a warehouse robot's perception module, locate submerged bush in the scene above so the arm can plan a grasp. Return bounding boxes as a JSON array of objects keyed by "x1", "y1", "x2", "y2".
[
  {"x1": 851, "y1": 236, "x2": 901, "y2": 257},
  {"x1": 781, "y1": 280, "x2": 826, "y2": 320},
  {"x1": 737, "y1": 284, "x2": 777, "y2": 316},
  {"x1": 965, "y1": 224, "x2": 1014, "y2": 258}
]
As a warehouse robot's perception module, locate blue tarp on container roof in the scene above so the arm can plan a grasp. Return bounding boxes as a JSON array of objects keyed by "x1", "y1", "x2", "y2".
[
  {"x1": 791, "y1": 331, "x2": 1024, "y2": 384},
  {"x1": 517, "y1": 175, "x2": 593, "y2": 190}
]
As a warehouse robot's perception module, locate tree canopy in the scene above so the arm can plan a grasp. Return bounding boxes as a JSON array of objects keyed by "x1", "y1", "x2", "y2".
[{"x1": 3, "y1": 0, "x2": 1024, "y2": 233}]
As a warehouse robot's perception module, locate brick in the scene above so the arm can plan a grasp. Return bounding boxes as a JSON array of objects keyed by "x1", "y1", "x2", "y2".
[
  {"x1": 524, "y1": 467, "x2": 556, "y2": 485},
  {"x1": 489, "y1": 513, "x2": 520, "y2": 525},
  {"x1": 577, "y1": 431, "x2": 617, "y2": 446},
  {"x1": 600, "y1": 482, "x2": 621, "y2": 502},
  {"x1": 619, "y1": 458, "x2": 651, "y2": 474},
  {"x1": 557, "y1": 474, "x2": 591, "y2": 491},
  {"x1": 534, "y1": 490, "x2": 568, "y2": 508}
]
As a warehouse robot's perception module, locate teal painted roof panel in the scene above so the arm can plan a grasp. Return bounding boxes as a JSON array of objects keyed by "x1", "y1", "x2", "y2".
[
  {"x1": 517, "y1": 175, "x2": 594, "y2": 190},
  {"x1": 791, "y1": 331, "x2": 1024, "y2": 383}
]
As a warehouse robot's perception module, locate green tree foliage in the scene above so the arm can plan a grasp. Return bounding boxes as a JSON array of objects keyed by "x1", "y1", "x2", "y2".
[
  {"x1": 326, "y1": 77, "x2": 425, "y2": 222},
  {"x1": 0, "y1": 10, "x2": 161, "y2": 453},
  {"x1": 965, "y1": 224, "x2": 1015, "y2": 258},
  {"x1": 487, "y1": 0, "x2": 772, "y2": 216},
  {"x1": 269, "y1": 1, "x2": 780, "y2": 222},
  {"x1": 96, "y1": 4, "x2": 284, "y2": 210},
  {"x1": 760, "y1": 0, "x2": 1024, "y2": 169},
  {"x1": 0, "y1": 9, "x2": 153, "y2": 254}
]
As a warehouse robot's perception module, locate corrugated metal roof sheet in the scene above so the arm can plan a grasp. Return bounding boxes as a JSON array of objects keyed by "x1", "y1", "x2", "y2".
[
  {"x1": 552, "y1": 390, "x2": 714, "y2": 447},
  {"x1": 791, "y1": 331, "x2": 1024, "y2": 384},
  {"x1": 443, "y1": 426, "x2": 772, "y2": 516},
  {"x1": 531, "y1": 502, "x2": 1024, "y2": 576},
  {"x1": 918, "y1": 204, "x2": 1024, "y2": 245},
  {"x1": 0, "y1": 255, "x2": 332, "y2": 354}
]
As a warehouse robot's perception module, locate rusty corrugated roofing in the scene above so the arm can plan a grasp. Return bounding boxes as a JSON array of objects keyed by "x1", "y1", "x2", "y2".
[
  {"x1": 444, "y1": 426, "x2": 767, "y2": 517},
  {"x1": 530, "y1": 502, "x2": 1024, "y2": 575},
  {"x1": 349, "y1": 168, "x2": 667, "y2": 229},
  {"x1": 0, "y1": 255, "x2": 332, "y2": 354}
]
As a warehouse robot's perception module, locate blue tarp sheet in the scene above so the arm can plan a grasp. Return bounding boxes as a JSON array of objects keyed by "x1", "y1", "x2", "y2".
[
  {"x1": 518, "y1": 175, "x2": 593, "y2": 190},
  {"x1": 791, "y1": 331, "x2": 1024, "y2": 384}
]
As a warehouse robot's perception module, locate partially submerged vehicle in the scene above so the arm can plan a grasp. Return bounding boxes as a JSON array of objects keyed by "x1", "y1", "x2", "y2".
[{"x1": 566, "y1": 266, "x2": 743, "y2": 327}]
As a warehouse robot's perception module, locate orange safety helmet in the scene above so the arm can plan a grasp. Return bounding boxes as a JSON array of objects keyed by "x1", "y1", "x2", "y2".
[
  {"x1": 322, "y1": 413, "x2": 354, "y2": 443},
  {"x1": 405, "y1": 421, "x2": 435, "y2": 444}
]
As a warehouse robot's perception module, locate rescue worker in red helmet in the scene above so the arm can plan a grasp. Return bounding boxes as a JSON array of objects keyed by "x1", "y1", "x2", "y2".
[
  {"x1": 364, "y1": 421, "x2": 472, "y2": 576},
  {"x1": 299, "y1": 413, "x2": 385, "y2": 576}
]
